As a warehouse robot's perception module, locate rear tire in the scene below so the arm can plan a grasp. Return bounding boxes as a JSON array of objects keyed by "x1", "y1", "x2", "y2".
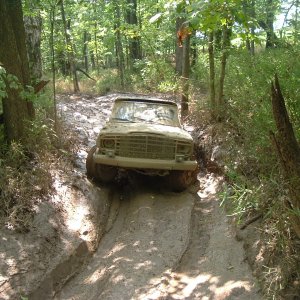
[
  {"x1": 165, "y1": 168, "x2": 198, "y2": 192},
  {"x1": 86, "y1": 146, "x2": 97, "y2": 180}
]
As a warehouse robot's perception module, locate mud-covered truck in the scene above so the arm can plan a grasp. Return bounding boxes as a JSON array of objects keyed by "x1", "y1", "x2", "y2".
[{"x1": 86, "y1": 96, "x2": 198, "y2": 191}]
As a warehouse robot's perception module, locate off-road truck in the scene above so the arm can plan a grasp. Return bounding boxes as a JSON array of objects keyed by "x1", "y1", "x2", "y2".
[{"x1": 86, "y1": 96, "x2": 198, "y2": 191}]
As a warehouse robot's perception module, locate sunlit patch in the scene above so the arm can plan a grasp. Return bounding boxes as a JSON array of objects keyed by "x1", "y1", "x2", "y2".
[
  {"x1": 137, "y1": 270, "x2": 254, "y2": 300},
  {"x1": 213, "y1": 280, "x2": 251, "y2": 299},
  {"x1": 134, "y1": 260, "x2": 152, "y2": 270},
  {"x1": 84, "y1": 268, "x2": 106, "y2": 284},
  {"x1": 111, "y1": 273, "x2": 125, "y2": 284},
  {"x1": 103, "y1": 243, "x2": 126, "y2": 258},
  {"x1": 65, "y1": 204, "x2": 89, "y2": 232},
  {"x1": 113, "y1": 256, "x2": 132, "y2": 263}
]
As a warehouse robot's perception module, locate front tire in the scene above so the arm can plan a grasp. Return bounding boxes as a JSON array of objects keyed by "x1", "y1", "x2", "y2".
[
  {"x1": 86, "y1": 146, "x2": 118, "y2": 183},
  {"x1": 165, "y1": 168, "x2": 198, "y2": 192},
  {"x1": 95, "y1": 164, "x2": 118, "y2": 183}
]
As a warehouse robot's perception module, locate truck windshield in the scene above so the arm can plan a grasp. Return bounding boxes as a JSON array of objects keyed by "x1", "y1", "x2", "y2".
[{"x1": 110, "y1": 101, "x2": 180, "y2": 127}]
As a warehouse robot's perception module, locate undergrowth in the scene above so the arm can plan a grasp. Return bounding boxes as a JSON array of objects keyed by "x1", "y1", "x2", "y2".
[
  {"x1": 214, "y1": 48, "x2": 300, "y2": 299},
  {"x1": 0, "y1": 94, "x2": 74, "y2": 232}
]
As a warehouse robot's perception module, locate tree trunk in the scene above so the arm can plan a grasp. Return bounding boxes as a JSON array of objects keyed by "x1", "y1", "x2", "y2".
[
  {"x1": 0, "y1": 0, "x2": 35, "y2": 142},
  {"x1": 294, "y1": 0, "x2": 299, "y2": 44},
  {"x1": 24, "y1": 9, "x2": 42, "y2": 82},
  {"x1": 60, "y1": 0, "x2": 79, "y2": 93},
  {"x1": 83, "y1": 30, "x2": 89, "y2": 73},
  {"x1": 181, "y1": 33, "x2": 190, "y2": 120},
  {"x1": 126, "y1": 0, "x2": 142, "y2": 66},
  {"x1": 175, "y1": 18, "x2": 184, "y2": 75},
  {"x1": 217, "y1": 25, "x2": 231, "y2": 116},
  {"x1": 265, "y1": 0, "x2": 276, "y2": 48},
  {"x1": 243, "y1": 0, "x2": 255, "y2": 55},
  {"x1": 208, "y1": 31, "x2": 216, "y2": 115},
  {"x1": 114, "y1": 0, "x2": 125, "y2": 87},
  {"x1": 270, "y1": 75, "x2": 300, "y2": 239},
  {"x1": 50, "y1": 4, "x2": 57, "y2": 131}
]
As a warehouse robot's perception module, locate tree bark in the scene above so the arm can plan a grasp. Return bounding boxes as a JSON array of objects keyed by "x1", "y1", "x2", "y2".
[
  {"x1": 114, "y1": 0, "x2": 125, "y2": 87},
  {"x1": 126, "y1": 0, "x2": 142, "y2": 65},
  {"x1": 83, "y1": 30, "x2": 89, "y2": 73},
  {"x1": 181, "y1": 33, "x2": 190, "y2": 120},
  {"x1": 0, "y1": 0, "x2": 35, "y2": 142},
  {"x1": 217, "y1": 25, "x2": 231, "y2": 116},
  {"x1": 265, "y1": 0, "x2": 277, "y2": 48},
  {"x1": 24, "y1": 7, "x2": 42, "y2": 82},
  {"x1": 270, "y1": 75, "x2": 300, "y2": 238},
  {"x1": 208, "y1": 31, "x2": 216, "y2": 114},
  {"x1": 60, "y1": 0, "x2": 79, "y2": 93},
  {"x1": 175, "y1": 18, "x2": 184, "y2": 75}
]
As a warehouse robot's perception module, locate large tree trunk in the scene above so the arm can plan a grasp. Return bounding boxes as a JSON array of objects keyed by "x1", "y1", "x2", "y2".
[
  {"x1": 0, "y1": 0, "x2": 35, "y2": 142},
  {"x1": 24, "y1": 8, "x2": 42, "y2": 82},
  {"x1": 270, "y1": 75, "x2": 300, "y2": 239},
  {"x1": 60, "y1": 0, "x2": 79, "y2": 93}
]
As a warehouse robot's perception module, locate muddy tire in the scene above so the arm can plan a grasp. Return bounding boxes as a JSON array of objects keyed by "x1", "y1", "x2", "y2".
[
  {"x1": 165, "y1": 168, "x2": 198, "y2": 192},
  {"x1": 95, "y1": 164, "x2": 118, "y2": 183},
  {"x1": 86, "y1": 146, "x2": 117, "y2": 183},
  {"x1": 86, "y1": 146, "x2": 97, "y2": 180}
]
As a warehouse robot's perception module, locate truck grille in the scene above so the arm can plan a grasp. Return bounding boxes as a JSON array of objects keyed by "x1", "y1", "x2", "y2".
[{"x1": 116, "y1": 135, "x2": 175, "y2": 160}]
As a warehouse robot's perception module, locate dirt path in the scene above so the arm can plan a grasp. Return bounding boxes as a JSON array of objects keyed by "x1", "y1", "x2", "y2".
[{"x1": 53, "y1": 93, "x2": 261, "y2": 299}]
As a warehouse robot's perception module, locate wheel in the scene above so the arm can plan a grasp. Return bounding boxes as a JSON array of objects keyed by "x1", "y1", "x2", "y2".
[
  {"x1": 86, "y1": 146, "x2": 97, "y2": 180},
  {"x1": 165, "y1": 168, "x2": 198, "y2": 192},
  {"x1": 95, "y1": 164, "x2": 118, "y2": 183},
  {"x1": 86, "y1": 146, "x2": 118, "y2": 183}
]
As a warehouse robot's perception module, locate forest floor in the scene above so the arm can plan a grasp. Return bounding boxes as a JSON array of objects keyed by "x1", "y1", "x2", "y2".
[{"x1": 0, "y1": 93, "x2": 262, "y2": 300}]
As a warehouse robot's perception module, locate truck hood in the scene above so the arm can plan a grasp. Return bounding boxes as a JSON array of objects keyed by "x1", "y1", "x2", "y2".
[{"x1": 100, "y1": 122, "x2": 193, "y2": 141}]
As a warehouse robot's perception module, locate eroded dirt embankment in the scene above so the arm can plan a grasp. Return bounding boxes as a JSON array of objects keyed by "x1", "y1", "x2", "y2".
[{"x1": 1, "y1": 93, "x2": 262, "y2": 300}]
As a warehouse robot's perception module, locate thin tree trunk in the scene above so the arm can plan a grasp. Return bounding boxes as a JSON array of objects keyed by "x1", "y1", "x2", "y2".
[
  {"x1": 83, "y1": 30, "x2": 89, "y2": 73},
  {"x1": 50, "y1": 4, "x2": 57, "y2": 131},
  {"x1": 114, "y1": 1, "x2": 125, "y2": 88},
  {"x1": 208, "y1": 31, "x2": 216, "y2": 115},
  {"x1": 181, "y1": 33, "x2": 190, "y2": 120},
  {"x1": 270, "y1": 75, "x2": 300, "y2": 238},
  {"x1": 294, "y1": 0, "x2": 299, "y2": 44},
  {"x1": 175, "y1": 18, "x2": 184, "y2": 75},
  {"x1": 60, "y1": 0, "x2": 79, "y2": 93},
  {"x1": 217, "y1": 25, "x2": 231, "y2": 116}
]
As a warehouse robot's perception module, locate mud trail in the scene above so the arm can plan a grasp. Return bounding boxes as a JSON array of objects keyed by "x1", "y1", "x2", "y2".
[{"x1": 53, "y1": 93, "x2": 261, "y2": 300}]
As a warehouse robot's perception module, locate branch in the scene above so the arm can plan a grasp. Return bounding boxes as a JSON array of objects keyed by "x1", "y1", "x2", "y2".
[{"x1": 76, "y1": 68, "x2": 96, "y2": 81}]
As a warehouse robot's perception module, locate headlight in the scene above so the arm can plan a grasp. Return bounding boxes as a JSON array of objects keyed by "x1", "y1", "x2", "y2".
[
  {"x1": 101, "y1": 138, "x2": 115, "y2": 149},
  {"x1": 177, "y1": 143, "x2": 192, "y2": 155}
]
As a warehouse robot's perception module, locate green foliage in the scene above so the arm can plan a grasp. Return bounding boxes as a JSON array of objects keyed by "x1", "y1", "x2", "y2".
[{"x1": 131, "y1": 58, "x2": 179, "y2": 92}]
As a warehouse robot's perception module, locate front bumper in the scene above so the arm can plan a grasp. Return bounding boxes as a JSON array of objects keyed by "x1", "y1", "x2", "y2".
[{"x1": 93, "y1": 151, "x2": 198, "y2": 171}]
